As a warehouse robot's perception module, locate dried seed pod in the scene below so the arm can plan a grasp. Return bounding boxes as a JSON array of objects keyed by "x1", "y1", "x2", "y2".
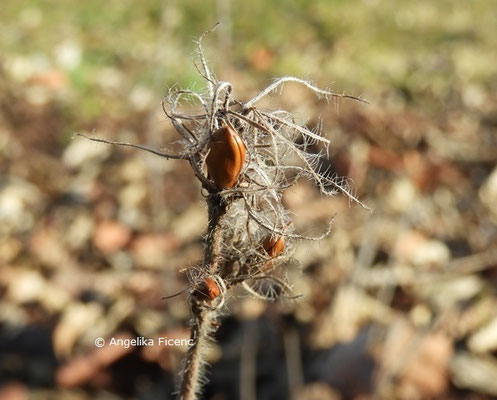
[
  {"x1": 194, "y1": 277, "x2": 221, "y2": 302},
  {"x1": 205, "y1": 125, "x2": 246, "y2": 189},
  {"x1": 263, "y1": 235, "x2": 285, "y2": 258}
]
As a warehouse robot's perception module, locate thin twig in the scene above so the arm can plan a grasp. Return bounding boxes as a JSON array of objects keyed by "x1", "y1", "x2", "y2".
[{"x1": 75, "y1": 133, "x2": 188, "y2": 160}]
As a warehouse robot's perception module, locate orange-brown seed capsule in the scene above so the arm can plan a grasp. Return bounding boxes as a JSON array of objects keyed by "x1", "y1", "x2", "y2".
[
  {"x1": 205, "y1": 125, "x2": 246, "y2": 189},
  {"x1": 196, "y1": 277, "x2": 221, "y2": 301},
  {"x1": 263, "y1": 236, "x2": 285, "y2": 258}
]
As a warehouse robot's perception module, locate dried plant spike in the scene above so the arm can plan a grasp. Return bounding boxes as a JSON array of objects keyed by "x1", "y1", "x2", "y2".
[
  {"x1": 74, "y1": 26, "x2": 368, "y2": 400},
  {"x1": 263, "y1": 235, "x2": 285, "y2": 258},
  {"x1": 205, "y1": 124, "x2": 246, "y2": 189}
]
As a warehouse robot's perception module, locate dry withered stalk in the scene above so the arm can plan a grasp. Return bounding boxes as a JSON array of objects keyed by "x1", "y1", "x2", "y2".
[{"x1": 78, "y1": 25, "x2": 367, "y2": 400}]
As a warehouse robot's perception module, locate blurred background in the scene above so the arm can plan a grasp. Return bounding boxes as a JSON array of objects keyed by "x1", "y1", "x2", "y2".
[{"x1": 1, "y1": 0, "x2": 497, "y2": 399}]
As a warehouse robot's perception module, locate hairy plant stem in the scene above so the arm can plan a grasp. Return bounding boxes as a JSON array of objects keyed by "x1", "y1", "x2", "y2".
[
  {"x1": 178, "y1": 192, "x2": 227, "y2": 400},
  {"x1": 204, "y1": 193, "x2": 228, "y2": 275},
  {"x1": 178, "y1": 303, "x2": 217, "y2": 400}
]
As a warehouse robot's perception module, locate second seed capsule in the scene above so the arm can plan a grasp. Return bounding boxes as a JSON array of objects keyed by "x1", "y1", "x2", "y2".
[{"x1": 263, "y1": 235, "x2": 285, "y2": 258}]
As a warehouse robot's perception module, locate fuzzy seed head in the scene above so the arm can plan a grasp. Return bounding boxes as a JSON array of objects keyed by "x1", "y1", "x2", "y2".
[{"x1": 160, "y1": 36, "x2": 368, "y2": 300}]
